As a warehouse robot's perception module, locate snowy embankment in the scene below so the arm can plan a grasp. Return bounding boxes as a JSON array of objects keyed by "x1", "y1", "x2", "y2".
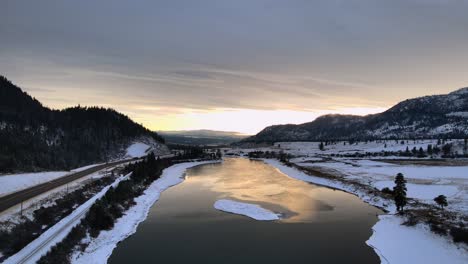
[
  {"x1": 71, "y1": 160, "x2": 219, "y2": 264},
  {"x1": 3, "y1": 174, "x2": 129, "y2": 264},
  {"x1": 214, "y1": 199, "x2": 279, "y2": 221},
  {"x1": 263, "y1": 159, "x2": 468, "y2": 264},
  {"x1": 367, "y1": 215, "x2": 468, "y2": 264}
]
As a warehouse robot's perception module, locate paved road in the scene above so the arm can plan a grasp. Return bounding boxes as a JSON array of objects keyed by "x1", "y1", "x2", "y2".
[{"x1": 0, "y1": 159, "x2": 136, "y2": 213}]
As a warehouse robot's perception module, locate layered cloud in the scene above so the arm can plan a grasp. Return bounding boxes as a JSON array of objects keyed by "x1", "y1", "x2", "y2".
[{"x1": 1, "y1": 0, "x2": 467, "y2": 133}]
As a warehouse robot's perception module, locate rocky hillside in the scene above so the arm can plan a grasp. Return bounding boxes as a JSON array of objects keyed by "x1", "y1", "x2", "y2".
[
  {"x1": 0, "y1": 76, "x2": 165, "y2": 172},
  {"x1": 241, "y1": 88, "x2": 468, "y2": 143}
]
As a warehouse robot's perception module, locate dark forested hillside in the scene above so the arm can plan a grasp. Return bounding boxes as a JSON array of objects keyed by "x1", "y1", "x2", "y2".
[
  {"x1": 241, "y1": 88, "x2": 468, "y2": 144},
  {"x1": 0, "y1": 76, "x2": 164, "y2": 172}
]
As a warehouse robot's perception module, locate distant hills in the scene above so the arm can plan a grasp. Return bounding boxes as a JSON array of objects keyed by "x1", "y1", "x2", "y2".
[
  {"x1": 158, "y1": 129, "x2": 248, "y2": 146},
  {"x1": 241, "y1": 88, "x2": 468, "y2": 144},
  {"x1": 0, "y1": 76, "x2": 165, "y2": 172}
]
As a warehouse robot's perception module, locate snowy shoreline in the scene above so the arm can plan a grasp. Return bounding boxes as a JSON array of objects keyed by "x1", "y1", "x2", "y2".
[
  {"x1": 71, "y1": 160, "x2": 220, "y2": 264},
  {"x1": 262, "y1": 158, "x2": 468, "y2": 264},
  {"x1": 214, "y1": 199, "x2": 280, "y2": 221}
]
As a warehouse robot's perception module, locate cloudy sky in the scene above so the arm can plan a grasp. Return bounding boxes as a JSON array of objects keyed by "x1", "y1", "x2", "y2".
[{"x1": 1, "y1": 0, "x2": 467, "y2": 134}]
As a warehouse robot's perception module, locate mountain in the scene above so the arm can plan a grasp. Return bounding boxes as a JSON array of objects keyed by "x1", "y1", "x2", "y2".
[
  {"x1": 0, "y1": 76, "x2": 165, "y2": 172},
  {"x1": 158, "y1": 129, "x2": 248, "y2": 145},
  {"x1": 241, "y1": 88, "x2": 468, "y2": 143}
]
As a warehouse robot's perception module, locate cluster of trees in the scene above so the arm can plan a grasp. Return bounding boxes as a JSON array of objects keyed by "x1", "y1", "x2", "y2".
[
  {"x1": 172, "y1": 145, "x2": 222, "y2": 160},
  {"x1": 0, "y1": 76, "x2": 164, "y2": 172},
  {"x1": 0, "y1": 177, "x2": 114, "y2": 261}
]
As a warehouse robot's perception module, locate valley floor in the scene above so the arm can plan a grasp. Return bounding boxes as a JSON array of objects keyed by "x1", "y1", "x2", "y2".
[{"x1": 228, "y1": 140, "x2": 468, "y2": 263}]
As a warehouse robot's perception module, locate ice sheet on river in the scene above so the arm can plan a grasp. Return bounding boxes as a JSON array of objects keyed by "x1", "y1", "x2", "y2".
[{"x1": 214, "y1": 199, "x2": 280, "y2": 221}]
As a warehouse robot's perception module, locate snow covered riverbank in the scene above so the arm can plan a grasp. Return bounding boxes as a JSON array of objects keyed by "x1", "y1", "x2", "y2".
[
  {"x1": 367, "y1": 215, "x2": 468, "y2": 264},
  {"x1": 263, "y1": 158, "x2": 468, "y2": 264},
  {"x1": 214, "y1": 199, "x2": 280, "y2": 221},
  {"x1": 71, "y1": 160, "x2": 220, "y2": 264}
]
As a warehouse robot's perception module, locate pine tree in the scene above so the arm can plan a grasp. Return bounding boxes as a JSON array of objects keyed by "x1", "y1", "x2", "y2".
[
  {"x1": 427, "y1": 144, "x2": 433, "y2": 155},
  {"x1": 418, "y1": 147, "x2": 425, "y2": 157},
  {"x1": 393, "y1": 173, "x2": 407, "y2": 212},
  {"x1": 434, "y1": 195, "x2": 448, "y2": 209}
]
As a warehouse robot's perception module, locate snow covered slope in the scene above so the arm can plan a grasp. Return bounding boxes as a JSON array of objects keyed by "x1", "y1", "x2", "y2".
[
  {"x1": 241, "y1": 87, "x2": 468, "y2": 142},
  {"x1": 123, "y1": 137, "x2": 170, "y2": 159}
]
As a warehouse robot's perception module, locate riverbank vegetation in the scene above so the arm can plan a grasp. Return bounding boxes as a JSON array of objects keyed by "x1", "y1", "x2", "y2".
[{"x1": 37, "y1": 150, "x2": 215, "y2": 263}]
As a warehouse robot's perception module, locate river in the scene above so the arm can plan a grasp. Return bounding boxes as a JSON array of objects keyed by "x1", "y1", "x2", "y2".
[{"x1": 109, "y1": 158, "x2": 382, "y2": 263}]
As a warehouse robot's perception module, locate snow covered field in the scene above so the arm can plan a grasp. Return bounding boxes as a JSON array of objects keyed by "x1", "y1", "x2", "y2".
[
  {"x1": 295, "y1": 159, "x2": 468, "y2": 213},
  {"x1": 273, "y1": 139, "x2": 467, "y2": 157},
  {"x1": 214, "y1": 199, "x2": 280, "y2": 221},
  {"x1": 71, "y1": 160, "x2": 220, "y2": 264}
]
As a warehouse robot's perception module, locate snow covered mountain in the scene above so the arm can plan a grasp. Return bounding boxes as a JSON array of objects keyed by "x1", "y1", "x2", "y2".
[{"x1": 241, "y1": 88, "x2": 468, "y2": 143}]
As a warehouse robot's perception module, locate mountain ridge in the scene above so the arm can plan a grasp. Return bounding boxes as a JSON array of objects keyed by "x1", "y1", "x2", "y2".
[
  {"x1": 0, "y1": 76, "x2": 165, "y2": 172},
  {"x1": 241, "y1": 87, "x2": 468, "y2": 143}
]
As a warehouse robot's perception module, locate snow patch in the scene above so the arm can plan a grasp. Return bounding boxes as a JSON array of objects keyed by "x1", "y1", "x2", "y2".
[
  {"x1": 214, "y1": 199, "x2": 280, "y2": 221},
  {"x1": 125, "y1": 142, "x2": 150, "y2": 158}
]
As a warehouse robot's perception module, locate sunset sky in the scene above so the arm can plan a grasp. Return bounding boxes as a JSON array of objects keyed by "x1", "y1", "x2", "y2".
[{"x1": 1, "y1": 0, "x2": 468, "y2": 134}]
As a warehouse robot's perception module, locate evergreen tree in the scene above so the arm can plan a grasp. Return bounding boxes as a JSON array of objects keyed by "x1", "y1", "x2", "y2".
[
  {"x1": 418, "y1": 147, "x2": 425, "y2": 157},
  {"x1": 442, "y1": 143, "x2": 452, "y2": 156},
  {"x1": 427, "y1": 144, "x2": 433, "y2": 155},
  {"x1": 393, "y1": 173, "x2": 407, "y2": 212},
  {"x1": 319, "y1": 142, "x2": 325, "y2": 151},
  {"x1": 434, "y1": 195, "x2": 448, "y2": 209}
]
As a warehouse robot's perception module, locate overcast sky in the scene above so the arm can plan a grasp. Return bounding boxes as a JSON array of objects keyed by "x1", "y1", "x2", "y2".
[{"x1": 1, "y1": 0, "x2": 467, "y2": 134}]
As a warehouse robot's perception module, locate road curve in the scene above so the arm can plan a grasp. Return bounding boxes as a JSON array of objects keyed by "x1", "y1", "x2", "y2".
[{"x1": 0, "y1": 159, "x2": 136, "y2": 213}]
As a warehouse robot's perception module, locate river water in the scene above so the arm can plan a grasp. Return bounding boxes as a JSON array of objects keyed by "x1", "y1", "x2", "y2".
[{"x1": 109, "y1": 158, "x2": 382, "y2": 263}]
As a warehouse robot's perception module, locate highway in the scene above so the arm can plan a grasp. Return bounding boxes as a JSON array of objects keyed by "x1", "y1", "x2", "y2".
[{"x1": 0, "y1": 159, "x2": 135, "y2": 213}]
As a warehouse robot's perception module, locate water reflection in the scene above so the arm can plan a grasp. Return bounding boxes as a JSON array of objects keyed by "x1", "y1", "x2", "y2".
[{"x1": 186, "y1": 158, "x2": 370, "y2": 223}]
